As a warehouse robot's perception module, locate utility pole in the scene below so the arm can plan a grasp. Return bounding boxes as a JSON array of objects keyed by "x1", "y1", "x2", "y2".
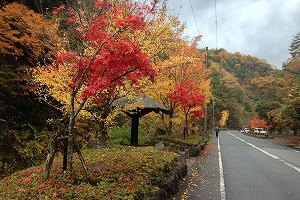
[
  {"x1": 204, "y1": 47, "x2": 208, "y2": 136},
  {"x1": 212, "y1": 96, "x2": 215, "y2": 133},
  {"x1": 204, "y1": 104, "x2": 207, "y2": 136}
]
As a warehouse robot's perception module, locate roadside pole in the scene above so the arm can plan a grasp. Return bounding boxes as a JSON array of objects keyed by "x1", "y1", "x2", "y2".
[{"x1": 204, "y1": 47, "x2": 208, "y2": 136}]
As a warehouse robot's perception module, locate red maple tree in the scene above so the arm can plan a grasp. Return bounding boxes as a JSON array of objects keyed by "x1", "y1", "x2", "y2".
[
  {"x1": 45, "y1": 0, "x2": 159, "y2": 177},
  {"x1": 168, "y1": 81, "x2": 205, "y2": 138}
]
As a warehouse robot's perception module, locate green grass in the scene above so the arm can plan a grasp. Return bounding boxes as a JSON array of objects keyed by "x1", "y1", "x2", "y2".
[{"x1": 0, "y1": 146, "x2": 178, "y2": 200}]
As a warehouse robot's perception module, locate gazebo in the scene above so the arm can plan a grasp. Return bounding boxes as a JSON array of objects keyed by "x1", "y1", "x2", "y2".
[{"x1": 112, "y1": 93, "x2": 169, "y2": 145}]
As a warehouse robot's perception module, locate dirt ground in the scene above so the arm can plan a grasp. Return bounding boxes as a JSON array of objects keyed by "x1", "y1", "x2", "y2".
[{"x1": 267, "y1": 135, "x2": 300, "y2": 149}]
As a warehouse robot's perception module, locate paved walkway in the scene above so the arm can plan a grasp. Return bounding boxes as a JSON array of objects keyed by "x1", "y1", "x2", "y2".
[{"x1": 171, "y1": 137, "x2": 221, "y2": 200}]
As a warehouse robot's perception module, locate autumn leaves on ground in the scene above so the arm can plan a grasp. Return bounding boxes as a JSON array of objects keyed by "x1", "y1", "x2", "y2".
[{"x1": 0, "y1": 0, "x2": 299, "y2": 199}]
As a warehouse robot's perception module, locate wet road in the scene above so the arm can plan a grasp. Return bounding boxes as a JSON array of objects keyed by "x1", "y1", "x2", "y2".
[{"x1": 173, "y1": 131, "x2": 300, "y2": 200}]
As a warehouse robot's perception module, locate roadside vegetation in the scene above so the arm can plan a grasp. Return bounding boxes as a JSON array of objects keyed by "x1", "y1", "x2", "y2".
[
  {"x1": 247, "y1": 131, "x2": 273, "y2": 139},
  {"x1": 0, "y1": 146, "x2": 178, "y2": 199}
]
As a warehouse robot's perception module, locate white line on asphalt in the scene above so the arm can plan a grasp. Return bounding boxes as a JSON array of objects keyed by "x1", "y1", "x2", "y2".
[
  {"x1": 228, "y1": 132, "x2": 300, "y2": 173},
  {"x1": 292, "y1": 149, "x2": 300, "y2": 154},
  {"x1": 218, "y1": 137, "x2": 226, "y2": 200}
]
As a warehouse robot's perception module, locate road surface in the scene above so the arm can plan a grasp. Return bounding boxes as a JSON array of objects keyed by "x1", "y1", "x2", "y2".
[{"x1": 173, "y1": 130, "x2": 300, "y2": 200}]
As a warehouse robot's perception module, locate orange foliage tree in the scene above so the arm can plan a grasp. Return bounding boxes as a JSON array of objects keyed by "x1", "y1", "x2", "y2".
[
  {"x1": 249, "y1": 117, "x2": 268, "y2": 128},
  {"x1": 0, "y1": 3, "x2": 57, "y2": 66}
]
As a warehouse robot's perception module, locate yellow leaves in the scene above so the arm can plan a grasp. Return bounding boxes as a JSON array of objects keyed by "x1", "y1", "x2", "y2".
[
  {"x1": 131, "y1": 9, "x2": 185, "y2": 61},
  {"x1": 33, "y1": 63, "x2": 89, "y2": 118},
  {"x1": 33, "y1": 64, "x2": 71, "y2": 104},
  {"x1": 221, "y1": 69, "x2": 239, "y2": 89},
  {"x1": 251, "y1": 75, "x2": 276, "y2": 89},
  {"x1": 219, "y1": 110, "x2": 229, "y2": 127},
  {"x1": 199, "y1": 79, "x2": 212, "y2": 103}
]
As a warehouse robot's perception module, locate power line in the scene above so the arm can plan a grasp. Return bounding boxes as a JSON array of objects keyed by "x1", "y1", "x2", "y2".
[
  {"x1": 188, "y1": 0, "x2": 200, "y2": 35},
  {"x1": 188, "y1": 0, "x2": 205, "y2": 48},
  {"x1": 215, "y1": 0, "x2": 218, "y2": 50}
]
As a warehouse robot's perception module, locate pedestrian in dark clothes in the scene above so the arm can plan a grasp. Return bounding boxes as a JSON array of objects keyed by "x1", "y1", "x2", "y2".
[{"x1": 215, "y1": 127, "x2": 219, "y2": 138}]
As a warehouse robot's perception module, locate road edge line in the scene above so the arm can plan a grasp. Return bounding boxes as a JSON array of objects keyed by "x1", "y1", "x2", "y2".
[
  {"x1": 227, "y1": 132, "x2": 300, "y2": 173},
  {"x1": 218, "y1": 137, "x2": 226, "y2": 200}
]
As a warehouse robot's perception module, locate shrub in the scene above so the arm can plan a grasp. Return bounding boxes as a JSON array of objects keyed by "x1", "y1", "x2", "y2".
[
  {"x1": 154, "y1": 134, "x2": 207, "y2": 147},
  {"x1": 108, "y1": 125, "x2": 152, "y2": 146},
  {"x1": 247, "y1": 132, "x2": 273, "y2": 139}
]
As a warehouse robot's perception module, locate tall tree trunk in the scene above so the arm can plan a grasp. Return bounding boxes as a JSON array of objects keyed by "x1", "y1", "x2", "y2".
[
  {"x1": 99, "y1": 119, "x2": 108, "y2": 142},
  {"x1": 99, "y1": 111, "x2": 109, "y2": 142},
  {"x1": 184, "y1": 111, "x2": 189, "y2": 139}
]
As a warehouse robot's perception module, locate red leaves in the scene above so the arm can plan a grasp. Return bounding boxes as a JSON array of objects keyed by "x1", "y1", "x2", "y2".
[
  {"x1": 250, "y1": 117, "x2": 268, "y2": 128},
  {"x1": 168, "y1": 81, "x2": 206, "y2": 127},
  {"x1": 66, "y1": 16, "x2": 77, "y2": 24},
  {"x1": 52, "y1": 0, "x2": 158, "y2": 109},
  {"x1": 126, "y1": 178, "x2": 134, "y2": 191},
  {"x1": 115, "y1": 14, "x2": 145, "y2": 30},
  {"x1": 86, "y1": 16, "x2": 109, "y2": 42},
  {"x1": 22, "y1": 177, "x2": 32, "y2": 184},
  {"x1": 52, "y1": 5, "x2": 65, "y2": 14},
  {"x1": 94, "y1": 0, "x2": 110, "y2": 9},
  {"x1": 191, "y1": 109, "x2": 204, "y2": 119},
  {"x1": 168, "y1": 81, "x2": 205, "y2": 108},
  {"x1": 55, "y1": 51, "x2": 77, "y2": 65}
]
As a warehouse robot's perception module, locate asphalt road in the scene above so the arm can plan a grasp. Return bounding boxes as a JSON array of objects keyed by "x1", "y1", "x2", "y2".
[{"x1": 173, "y1": 130, "x2": 300, "y2": 200}]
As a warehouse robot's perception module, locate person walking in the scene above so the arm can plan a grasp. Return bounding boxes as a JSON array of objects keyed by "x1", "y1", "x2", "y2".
[{"x1": 215, "y1": 127, "x2": 220, "y2": 138}]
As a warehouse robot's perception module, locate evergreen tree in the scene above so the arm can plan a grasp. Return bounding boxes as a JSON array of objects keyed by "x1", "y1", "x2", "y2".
[{"x1": 289, "y1": 32, "x2": 300, "y2": 58}]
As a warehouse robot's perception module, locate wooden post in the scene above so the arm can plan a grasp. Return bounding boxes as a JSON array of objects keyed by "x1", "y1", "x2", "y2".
[
  {"x1": 131, "y1": 115, "x2": 139, "y2": 145},
  {"x1": 44, "y1": 134, "x2": 59, "y2": 179},
  {"x1": 63, "y1": 138, "x2": 68, "y2": 171},
  {"x1": 74, "y1": 140, "x2": 88, "y2": 174},
  {"x1": 44, "y1": 134, "x2": 88, "y2": 179}
]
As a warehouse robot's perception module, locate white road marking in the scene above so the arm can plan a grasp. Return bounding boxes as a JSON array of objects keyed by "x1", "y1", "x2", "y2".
[
  {"x1": 292, "y1": 149, "x2": 300, "y2": 154},
  {"x1": 218, "y1": 137, "x2": 226, "y2": 200},
  {"x1": 228, "y1": 132, "x2": 300, "y2": 173}
]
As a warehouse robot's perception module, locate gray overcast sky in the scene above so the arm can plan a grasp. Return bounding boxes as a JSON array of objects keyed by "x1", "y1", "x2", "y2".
[{"x1": 167, "y1": 0, "x2": 300, "y2": 68}]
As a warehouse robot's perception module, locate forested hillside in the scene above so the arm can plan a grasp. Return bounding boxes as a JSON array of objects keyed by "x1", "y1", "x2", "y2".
[{"x1": 205, "y1": 46, "x2": 299, "y2": 134}]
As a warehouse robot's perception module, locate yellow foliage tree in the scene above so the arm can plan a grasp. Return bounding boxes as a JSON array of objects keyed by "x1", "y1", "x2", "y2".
[
  {"x1": 219, "y1": 110, "x2": 229, "y2": 127},
  {"x1": 145, "y1": 31, "x2": 211, "y2": 134}
]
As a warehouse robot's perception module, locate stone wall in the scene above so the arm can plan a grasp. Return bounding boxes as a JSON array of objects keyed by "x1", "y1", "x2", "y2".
[{"x1": 147, "y1": 140, "x2": 208, "y2": 199}]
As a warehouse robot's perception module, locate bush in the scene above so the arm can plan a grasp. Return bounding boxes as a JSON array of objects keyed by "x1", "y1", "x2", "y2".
[
  {"x1": 154, "y1": 134, "x2": 207, "y2": 147},
  {"x1": 247, "y1": 132, "x2": 273, "y2": 139},
  {"x1": 108, "y1": 125, "x2": 153, "y2": 146},
  {"x1": 0, "y1": 146, "x2": 178, "y2": 199},
  {"x1": 0, "y1": 126, "x2": 54, "y2": 178}
]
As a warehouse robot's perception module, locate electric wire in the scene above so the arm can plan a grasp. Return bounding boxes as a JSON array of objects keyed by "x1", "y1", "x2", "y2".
[
  {"x1": 188, "y1": 0, "x2": 205, "y2": 48},
  {"x1": 215, "y1": 0, "x2": 218, "y2": 50}
]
